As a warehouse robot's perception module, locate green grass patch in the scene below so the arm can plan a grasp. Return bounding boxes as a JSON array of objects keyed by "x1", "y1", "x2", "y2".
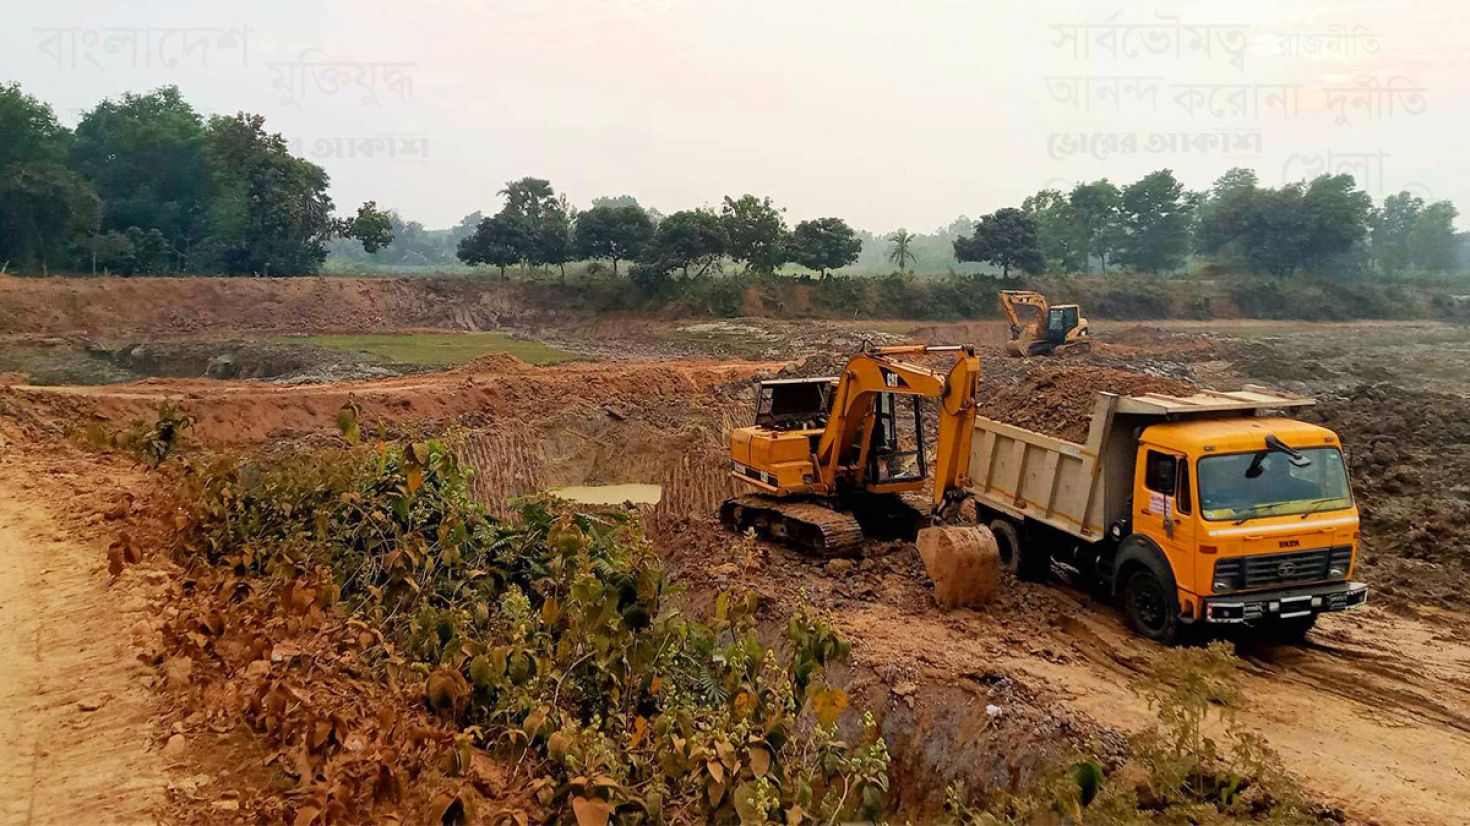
[{"x1": 289, "y1": 332, "x2": 577, "y2": 366}]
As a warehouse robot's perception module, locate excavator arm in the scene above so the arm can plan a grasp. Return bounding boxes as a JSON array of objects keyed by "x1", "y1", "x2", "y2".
[
  {"x1": 813, "y1": 344, "x2": 979, "y2": 507},
  {"x1": 998, "y1": 290, "x2": 1049, "y2": 334}
]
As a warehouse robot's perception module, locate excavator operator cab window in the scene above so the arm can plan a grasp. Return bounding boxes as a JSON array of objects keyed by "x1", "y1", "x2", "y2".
[
  {"x1": 754, "y1": 378, "x2": 836, "y2": 430},
  {"x1": 868, "y1": 393, "x2": 927, "y2": 483},
  {"x1": 1047, "y1": 307, "x2": 1078, "y2": 343}
]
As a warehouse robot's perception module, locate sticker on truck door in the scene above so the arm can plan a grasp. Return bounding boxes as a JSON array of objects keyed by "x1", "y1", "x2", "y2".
[{"x1": 1149, "y1": 490, "x2": 1168, "y2": 514}]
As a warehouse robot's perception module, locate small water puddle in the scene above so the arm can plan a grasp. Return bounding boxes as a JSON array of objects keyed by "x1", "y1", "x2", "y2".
[{"x1": 547, "y1": 484, "x2": 664, "y2": 506}]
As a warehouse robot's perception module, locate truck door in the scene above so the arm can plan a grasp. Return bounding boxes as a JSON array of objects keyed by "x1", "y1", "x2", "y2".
[{"x1": 1134, "y1": 448, "x2": 1198, "y2": 597}]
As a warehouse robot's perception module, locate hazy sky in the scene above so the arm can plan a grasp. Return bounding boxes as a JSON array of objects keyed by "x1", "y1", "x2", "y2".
[{"x1": 5, "y1": 0, "x2": 1466, "y2": 232}]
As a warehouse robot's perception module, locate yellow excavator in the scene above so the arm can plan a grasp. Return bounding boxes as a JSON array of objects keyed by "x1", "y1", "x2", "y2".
[
  {"x1": 720, "y1": 343, "x2": 989, "y2": 559},
  {"x1": 999, "y1": 290, "x2": 1091, "y2": 356}
]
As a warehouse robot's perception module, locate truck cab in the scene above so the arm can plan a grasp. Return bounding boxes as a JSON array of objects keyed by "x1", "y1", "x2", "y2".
[
  {"x1": 1123, "y1": 416, "x2": 1367, "y2": 641},
  {"x1": 967, "y1": 388, "x2": 1368, "y2": 644}
]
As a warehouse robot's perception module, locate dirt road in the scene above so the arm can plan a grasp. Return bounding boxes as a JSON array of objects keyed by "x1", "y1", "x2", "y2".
[
  {"x1": 824, "y1": 562, "x2": 1470, "y2": 825},
  {"x1": 0, "y1": 464, "x2": 167, "y2": 825}
]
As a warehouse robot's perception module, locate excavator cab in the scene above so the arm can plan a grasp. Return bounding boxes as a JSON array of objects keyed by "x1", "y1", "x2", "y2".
[
  {"x1": 753, "y1": 377, "x2": 836, "y2": 430},
  {"x1": 1046, "y1": 305, "x2": 1082, "y2": 346},
  {"x1": 867, "y1": 393, "x2": 927, "y2": 483}
]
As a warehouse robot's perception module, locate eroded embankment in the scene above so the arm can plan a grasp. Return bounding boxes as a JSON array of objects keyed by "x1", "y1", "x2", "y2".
[{"x1": 0, "y1": 275, "x2": 543, "y2": 337}]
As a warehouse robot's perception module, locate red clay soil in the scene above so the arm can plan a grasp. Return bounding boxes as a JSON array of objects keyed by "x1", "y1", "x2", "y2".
[
  {"x1": 0, "y1": 275, "x2": 540, "y2": 337},
  {"x1": 0, "y1": 355, "x2": 781, "y2": 446}
]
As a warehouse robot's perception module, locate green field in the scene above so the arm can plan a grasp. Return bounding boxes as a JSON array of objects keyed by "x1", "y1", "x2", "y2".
[{"x1": 291, "y1": 333, "x2": 577, "y2": 366}]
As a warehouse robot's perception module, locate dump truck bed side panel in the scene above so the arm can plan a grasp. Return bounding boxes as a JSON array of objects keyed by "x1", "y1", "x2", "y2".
[{"x1": 969, "y1": 406, "x2": 1121, "y2": 540}]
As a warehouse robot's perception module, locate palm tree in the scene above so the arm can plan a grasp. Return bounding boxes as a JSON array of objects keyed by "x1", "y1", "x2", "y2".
[{"x1": 887, "y1": 229, "x2": 916, "y2": 273}]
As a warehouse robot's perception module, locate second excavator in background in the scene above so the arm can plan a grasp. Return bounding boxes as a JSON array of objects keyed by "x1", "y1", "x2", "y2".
[{"x1": 999, "y1": 290, "x2": 1091, "y2": 356}]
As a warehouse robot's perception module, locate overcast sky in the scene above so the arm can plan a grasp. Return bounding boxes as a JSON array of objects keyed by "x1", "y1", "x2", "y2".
[{"x1": 5, "y1": 0, "x2": 1466, "y2": 232}]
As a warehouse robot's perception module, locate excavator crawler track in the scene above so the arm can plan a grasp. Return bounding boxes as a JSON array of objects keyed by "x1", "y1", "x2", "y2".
[{"x1": 719, "y1": 495, "x2": 866, "y2": 559}]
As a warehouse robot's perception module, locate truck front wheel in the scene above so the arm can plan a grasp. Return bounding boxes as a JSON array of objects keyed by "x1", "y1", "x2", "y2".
[{"x1": 1124, "y1": 568, "x2": 1180, "y2": 644}]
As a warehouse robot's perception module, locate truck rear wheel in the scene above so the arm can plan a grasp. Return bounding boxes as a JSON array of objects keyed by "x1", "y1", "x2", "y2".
[
  {"x1": 1123, "y1": 568, "x2": 1180, "y2": 644},
  {"x1": 989, "y1": 519, "x2": 1049, "y2": 582}
]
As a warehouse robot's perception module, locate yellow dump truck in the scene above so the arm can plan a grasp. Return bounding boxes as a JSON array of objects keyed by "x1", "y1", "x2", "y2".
[{"x1": 968, "y1": 388, "x2": 1368, "y2": 642}]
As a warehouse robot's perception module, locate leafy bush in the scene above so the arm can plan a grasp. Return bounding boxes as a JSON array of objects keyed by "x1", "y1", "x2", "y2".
[
  {"x1": 73, "y1": 401, "x2": 195, "y2": 467},
  {"x1": 172, "y1": 434, "x2": 888, "y2": 823}
]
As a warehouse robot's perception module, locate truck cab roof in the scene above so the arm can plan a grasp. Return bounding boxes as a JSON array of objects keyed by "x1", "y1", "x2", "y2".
[{"x1": 1141, "y1": 416, "x2": 1342, "y2": 455}]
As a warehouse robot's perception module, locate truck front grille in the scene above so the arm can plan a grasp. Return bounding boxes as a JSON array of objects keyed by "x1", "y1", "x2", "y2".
[{"x1": 1214, "y1": 546, "x2": 1352, "y2": 590}]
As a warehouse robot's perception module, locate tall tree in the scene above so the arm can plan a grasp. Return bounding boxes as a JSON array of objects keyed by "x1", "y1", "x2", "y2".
[
  {"x1": 70, "y1": 87, "x2": 211, "y2": 271},
  {"x1": 647, "y1": 209, "x2": 726, "y2": 278},
  {"x1": 1300, "y1": 173, "x2": 1373, "y2": 273},
  {"x1": 886, "y1": 229, "x2": 916, "y2": 273},
  {"x1": 1022, "y1": 188, "x2": 1084, "y2": 272},
  {"x1": 494, "y1": 177, "x2": 570, "y2": 275},
  {"x1": 720, "y1": 194, "x2": 788, "y2": 273},
  {"x1": 573, "y1": 203, "x2": 654, "y2": 275},
  {"x1": 204, "y1": 112, "x2": 337, "y2": 275},
  {"x1": 953, "y1": 208, "x2": 1044, "y2": 276},
  {"x1": 1117, "y1": 170, "x2": 1192, "y2": 273},
  {"x1": 0, "y1": 164, "x2": 101, "y2": 273},
  {"x1": 1068, "y1": 180, "x2": 1123, "y2": 272},
  {"x1": 456, "y1": 213, "x2": 526, "y2": 278},
  {"x1": 0, "y1": 83, "x2": 99, "y2": 273},
  {"x1": 0, "y1": 82, "x2": 70, "y2": 170},
  {"x1": 1196, "y1": 173, "x2": 1372, "y2": 276},
  {"x1": 1370, "y1": 192, "x2": 1422, "y2": 275},
  {"x1": 532, "y1": 193, "x2": 574, "y2": 276},
  {"x1": 1410, "y1": 201, "x2": 1460, "y2": 272},
  {"x1": 340, "y1": 201, "x2": 394, "y2": 254},
  {"x1": 1194, "y1": 168, "x2": 1260, "y2": 261},
  {"x1": 790, "y1": 217, "x2": 861, "y2": 277}
]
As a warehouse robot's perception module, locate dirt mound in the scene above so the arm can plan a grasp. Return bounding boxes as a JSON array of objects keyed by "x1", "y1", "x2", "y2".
[
  {"x1": 983, "y1": 365, "x2": 1194, "y2": 442},
  {"x1": 1306, "y1": 383, "x2": 1470, "y2": 610},
  {"x1": 461, "y1": 351, "x2": 532, "y2": 373},
  {"x1": 0, "y1": 357, "x2": 771, "y2": 447},
  {"x1": 0, "y1": 275, "x2": 542, "y2": 337}
]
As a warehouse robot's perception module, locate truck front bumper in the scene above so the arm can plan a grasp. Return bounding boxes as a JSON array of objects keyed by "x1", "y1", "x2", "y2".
[{"x1": 1200, "y1": 581, "x2": 1368, "y2": 624}]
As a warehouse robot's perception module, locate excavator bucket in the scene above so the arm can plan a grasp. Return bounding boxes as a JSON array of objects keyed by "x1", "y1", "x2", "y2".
[{"x1": 916, "y1": 525, "x2": 1000, "y2": 608}]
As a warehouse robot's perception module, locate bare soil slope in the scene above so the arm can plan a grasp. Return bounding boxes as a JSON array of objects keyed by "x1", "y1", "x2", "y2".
[{"x1": 0, "y1": 275, "x2": 531, "y2": 337}]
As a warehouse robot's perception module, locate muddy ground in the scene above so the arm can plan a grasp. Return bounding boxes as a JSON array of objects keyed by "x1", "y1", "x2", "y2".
[{"x1": 2, "y1": 289, "x2": 1469, "y2": 824}]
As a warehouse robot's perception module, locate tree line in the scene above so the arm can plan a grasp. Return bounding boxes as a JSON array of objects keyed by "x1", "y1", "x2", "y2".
[
  {"x1": 455, "y1": 183, "x2": 863, "y2": 283},
  {"x1": 971, "y1": 168, "x2": 1462, "y2": 278},
  {"x1": 0, "y1": 83, "x2": 390, "y2": 275},
  {"x1": 3, "y1": 83, "x2": 1462, "y2": 280}
]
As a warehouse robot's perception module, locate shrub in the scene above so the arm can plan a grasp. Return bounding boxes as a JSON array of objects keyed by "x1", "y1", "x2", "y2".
[{"x1": 171, "y1": 432, "x2": 889, "y2": 823}]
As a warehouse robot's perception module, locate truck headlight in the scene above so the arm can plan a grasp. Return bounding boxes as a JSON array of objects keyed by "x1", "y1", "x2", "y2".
[
  {"x1": 1213, "y1": 580, "x2": 1232, "y2": 593},
  {"x1": 1329, "y1": 567, "x2": 1344, "y2": 577}
]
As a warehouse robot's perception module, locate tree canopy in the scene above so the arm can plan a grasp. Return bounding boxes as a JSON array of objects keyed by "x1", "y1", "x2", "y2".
[
  {"x1": 1117, "y1": 169, "x2": 1192, "y2": 273},
  {"x1": 790, "y1": 217, "x2": 861, "y2": 277},
  {"x1": 0, "y1": 83, "x2": 389, "y2": 275},
  {"x1": 720, "y1": 194, "x2": 788, "y2": 273},
  {"x1": 953, "y1": 208, "x2": 1044, "y2": 276},
  {"x1": 573, "y1": 203, "x2": 654, "y2": 275}
]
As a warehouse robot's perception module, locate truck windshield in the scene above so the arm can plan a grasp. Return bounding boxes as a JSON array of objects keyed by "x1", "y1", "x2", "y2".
[{"x1": 1197, "y1": 447, "x2": 1352, "y2": 522}]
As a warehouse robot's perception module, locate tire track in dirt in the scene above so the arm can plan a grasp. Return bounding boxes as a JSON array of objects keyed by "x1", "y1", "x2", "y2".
[
  {"x1": 1029, "y1": 598, "x2": 1470, "y2": 826},
  {"x1": 0, "y1": 466, "x2": 169, "y2": 825}
]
